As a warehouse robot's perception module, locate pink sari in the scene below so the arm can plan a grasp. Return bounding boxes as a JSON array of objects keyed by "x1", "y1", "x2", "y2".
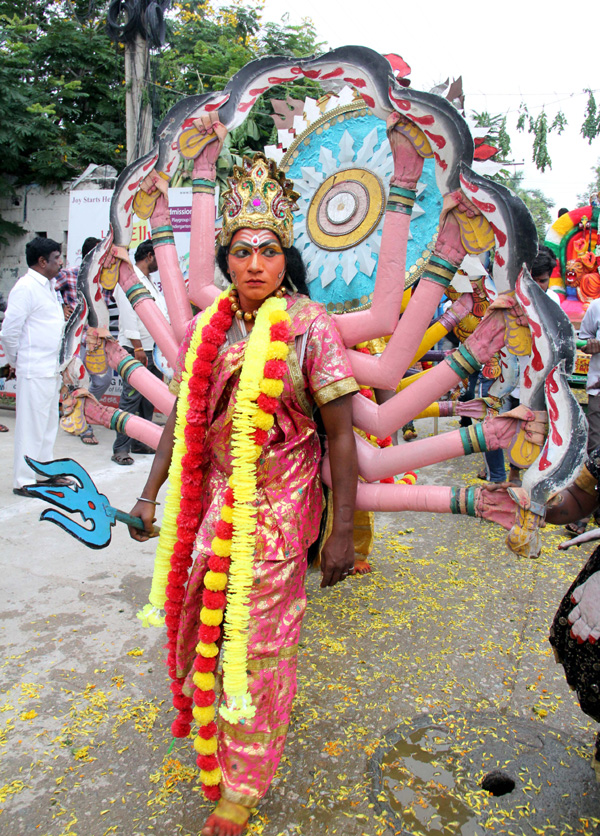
[{"x1": 171, "y1": 293, "x2": 358, "y2": 805}]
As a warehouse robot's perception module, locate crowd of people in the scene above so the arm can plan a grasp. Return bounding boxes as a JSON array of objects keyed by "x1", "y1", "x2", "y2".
[{"x1": 0, "y1": 235, "x2": 166, "y2": 495}]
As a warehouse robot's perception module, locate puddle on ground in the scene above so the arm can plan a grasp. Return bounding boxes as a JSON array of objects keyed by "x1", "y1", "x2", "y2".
[
  {"x1": 370, "y1": 712, "x2": 599, "y2": 836},
  {"x1": 381, "y1": 726, "x2": 480, "y2": 835}
]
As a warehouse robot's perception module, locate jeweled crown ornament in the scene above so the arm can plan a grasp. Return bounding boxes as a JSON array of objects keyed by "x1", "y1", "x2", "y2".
[{"x1": 220, "y1": 152, "x2": 299, "y2": 248}]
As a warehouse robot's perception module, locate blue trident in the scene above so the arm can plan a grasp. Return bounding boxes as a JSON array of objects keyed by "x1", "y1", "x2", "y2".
[{"x1": 23, "y1": 457, "x2": 158, "y2": 549}]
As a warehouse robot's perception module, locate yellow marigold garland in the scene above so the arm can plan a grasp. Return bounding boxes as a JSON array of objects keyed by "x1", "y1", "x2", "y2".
[
  {"x1": 220, "y1": 297, "x2": 290, "y2": 723},
  {"x1": 138, "y1": 286, "x2": 291, "y2": 793}
]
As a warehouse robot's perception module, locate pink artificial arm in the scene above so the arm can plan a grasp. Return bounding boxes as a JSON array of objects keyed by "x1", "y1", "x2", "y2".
[
  {"x1": 333, "y1": 211, "x2": 412, "y2": 345},
  {"x1": 150, "y1": 193, "x2": 193, "y2": 343},
  {"x1": 104, "y1": 340, "x2": 175, "y2": 416},
  {"x1": 84, "y1": 399, "x2": 162, "y2": 450},
  {"x1": 352, "y1": 430, "x2": 468, "y2": 482},
  {"x1": 188, "y1": 124, "x2": 226, "y2": 311},
  {"x1": 333, "y1": 114, "x2": 427, "y2": 347},
  {"x1": 340, "y1": 189, "x2": 494, "y2": 388},
  {"x1": 346, "y1": 277, "x2": 449, "y2": 388},
  {"x1": 118, "y1": 260, "x2": 180, "y2": 368},
  {"x1": 352, "y1": 360, "x2": 464, "y2": 438},
  {"x1": 354, "y1": 482, "x2": 454, "y2": 513},
  {"x1": 351, "y1": 301, "x2": 514, "y2": 438}
]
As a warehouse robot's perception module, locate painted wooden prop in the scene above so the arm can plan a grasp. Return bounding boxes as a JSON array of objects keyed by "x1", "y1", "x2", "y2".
[
  {"x1": 515, "y1": 269, "x2": 576, "y2": 411},
  {"x1": 51, "y1": 45, "x2": 585, "y2": 559},
  {"x1": 23, "y1": 457, "x2": 159, "y2": 548},
  {"x1": 522, "y1": 364, "x2": 587, "y2": 507}
]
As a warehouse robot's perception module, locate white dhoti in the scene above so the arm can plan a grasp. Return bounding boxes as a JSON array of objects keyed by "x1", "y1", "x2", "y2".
[{"x1": 13, "y1": 375, "x2": 61, "y2": 488}]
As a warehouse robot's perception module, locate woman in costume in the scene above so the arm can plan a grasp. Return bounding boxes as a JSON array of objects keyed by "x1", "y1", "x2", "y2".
[{"x1": 129, "y1": 117, "x2": 359, "y2": 836}]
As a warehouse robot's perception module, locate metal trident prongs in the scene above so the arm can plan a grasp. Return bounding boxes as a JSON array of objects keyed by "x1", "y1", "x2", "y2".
[{"x1": 23, "y1": 457, "x2": 158, "y2": 549}]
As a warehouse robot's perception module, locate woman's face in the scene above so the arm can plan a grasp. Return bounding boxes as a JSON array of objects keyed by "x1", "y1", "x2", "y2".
[{"x1": 227, "y1": 229, "x2": 286, "y2": 307}]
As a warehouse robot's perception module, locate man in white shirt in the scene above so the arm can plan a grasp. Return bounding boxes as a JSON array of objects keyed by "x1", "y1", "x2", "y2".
[
  {"x1": 111, "y1": 240, "x2": 164, "y2": 465},
  {"x1": 1, "y1": 237, "x2": 73, "y2": 495}
]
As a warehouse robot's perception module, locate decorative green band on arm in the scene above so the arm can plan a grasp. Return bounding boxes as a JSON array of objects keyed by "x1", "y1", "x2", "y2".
[
  {"x1": 450, "y1": 486, "x2": 478, "y2": 516},
  {"x1": 125, "y1": 282, "x2": 153, "y2": 307},
  {"x1": 152, "y1": 235, "x2": 175, "y2": 248},
  {"x1": 151, "y1": 224, "x2": 175, "y2": 248},
  {"x1": 429, "y1": 254, "x2": 457, "y2": 273},
  {"x1": 421, "y1": 254, "x2": 458, "y2": 288},
  {"x1": 389, "y1": 185, "x2": 417, "y2": 200},
  {"x1": 386, "y1": 190, "x2": 414, "y2": 215},
  {"x1": 192, "y1": 177, "x2": 216, "y2": 195},
  {"x1": 110, "y1": 409, "x2": 131, "y2": 435},
  {"x1": 459, "y1": 427, "x2": 473, "y2": 455},
  {"x1": 459, "y1": 424, "x2": 488, "y2": 455},
  {"x1": 117, "y1": 355, "x2": 145, "y2": 383},
  {"x1": 446, "y1": 345, "x2": 482, "y2": 379}
]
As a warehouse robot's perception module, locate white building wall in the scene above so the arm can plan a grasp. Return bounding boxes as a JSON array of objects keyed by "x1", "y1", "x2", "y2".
[{"x1": 0, "y1": 185, "x2": 70, "y2": 297}]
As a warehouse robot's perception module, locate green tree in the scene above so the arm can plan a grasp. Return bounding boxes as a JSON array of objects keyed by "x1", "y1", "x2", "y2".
[
  {"x1": 577, "y1": 158, "x2": 600, "y2": 206},
  {"x1": 0, "y1": 0, "x2": 327, "y2": 240},
  {"x1": 516, "y1": 102, "x2": 567, "y2": 173},
  {"x1": 0, "y1": 1, "x2": 125, "y2": 242},
  {"x1": 503, "y1": 171, "x2": 555, "y2": 240}
]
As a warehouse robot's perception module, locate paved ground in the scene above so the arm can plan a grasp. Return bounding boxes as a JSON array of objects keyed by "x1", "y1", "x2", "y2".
[{"x1": 0, "y1": 412, "x2": 598, "y2": 836}]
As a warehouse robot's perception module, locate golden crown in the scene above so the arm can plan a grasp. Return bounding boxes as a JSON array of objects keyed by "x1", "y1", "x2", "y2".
[{"x1": 220, "y1": 152, "x2": 299, "y2": 248}]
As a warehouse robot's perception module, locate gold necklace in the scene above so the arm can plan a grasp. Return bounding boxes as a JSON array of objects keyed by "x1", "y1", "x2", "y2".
[{"x1": 229, "y1": 285, "x2": 286, "y2": 321}]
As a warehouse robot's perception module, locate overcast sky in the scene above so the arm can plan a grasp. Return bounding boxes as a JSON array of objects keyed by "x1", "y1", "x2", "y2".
[{"x1": 259, "y1": 0, "x2": 599, "y2": 216}]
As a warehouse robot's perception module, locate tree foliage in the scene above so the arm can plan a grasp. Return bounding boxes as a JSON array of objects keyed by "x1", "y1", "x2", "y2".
[
  {"x1": 0, "y1": 0, "x2": 325, "y2": 241},
  {"x1": 0, "y1": 0, "x2": 126, "y2": 241},
  {"x1": 516, "y1": 103, "x2": 567, "y2": 173},
  {"x1": 577, "y1": 158, "x2": 600, "y2": 206},
  {"x1": 467, "y1": 112, "x2": 555, "y2": 239},
  {"x1": 502, "y1": 171, "x2": 554, "y2": 240},
  {"x1": 581, "y1": 90, "x2": 600, "y2": 144}
]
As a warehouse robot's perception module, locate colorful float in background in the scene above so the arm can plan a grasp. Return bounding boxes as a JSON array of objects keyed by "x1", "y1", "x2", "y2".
[{"x1": 546, "y1": 198, "x2": 600, "y2": 384}]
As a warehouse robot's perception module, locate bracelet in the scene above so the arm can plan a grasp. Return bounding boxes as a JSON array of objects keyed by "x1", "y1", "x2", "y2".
[
  {"x1": 192, "y1": 177, "x2": 216, "y2": 195},
  {"x1": 136, "y1": 496, "x2": 160, "y2": 505},
  {"x1": 421, "y1": 254, "x2": 458, "y2": 288}
]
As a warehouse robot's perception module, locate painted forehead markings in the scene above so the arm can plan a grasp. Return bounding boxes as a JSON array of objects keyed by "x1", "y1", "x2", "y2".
[{"x1": 234, "y1": 229, "x2": 279, "y2": 245}]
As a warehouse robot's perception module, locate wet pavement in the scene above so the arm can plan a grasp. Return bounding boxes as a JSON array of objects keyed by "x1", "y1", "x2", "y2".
[{"x1": 0, "y1": 413, "x2": 598, "y2": 836}]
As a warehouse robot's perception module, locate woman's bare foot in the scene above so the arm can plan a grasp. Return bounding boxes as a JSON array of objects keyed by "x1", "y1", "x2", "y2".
[
  {"x1": 202, "y1": 799, "x2": 252, "y2": 836},
  {"x1": 351, "y1": 559, "x2": 372, "y2": 575}
]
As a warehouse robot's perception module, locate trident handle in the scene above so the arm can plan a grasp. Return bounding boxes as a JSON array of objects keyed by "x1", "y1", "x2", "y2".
[{"x1": 113, "y1": 509, "x2": 161, "y2": 537}]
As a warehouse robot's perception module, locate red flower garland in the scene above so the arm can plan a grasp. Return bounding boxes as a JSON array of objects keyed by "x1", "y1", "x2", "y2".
[
  {"x1": 163, "y1": 296, "x2": 233, "y2": 756},
  {"x1": 163, "y1": 293, "x2": 292, "y2": 802}
]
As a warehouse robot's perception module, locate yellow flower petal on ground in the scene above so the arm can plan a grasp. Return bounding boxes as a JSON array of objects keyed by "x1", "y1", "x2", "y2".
[
  {"x1": 200, "y1": 606, "x2": 223, "y2": 627},
  {"x1": 204, "y1": 571, "x2": 227, "y2": 591}
]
